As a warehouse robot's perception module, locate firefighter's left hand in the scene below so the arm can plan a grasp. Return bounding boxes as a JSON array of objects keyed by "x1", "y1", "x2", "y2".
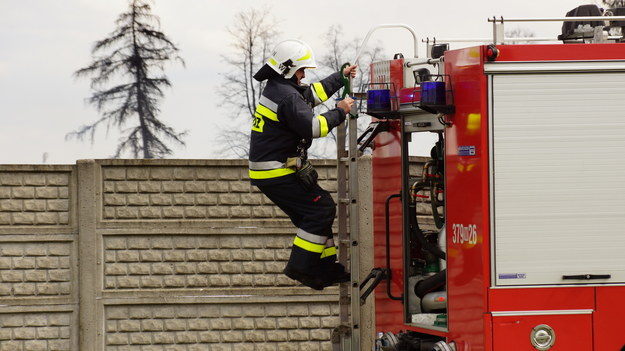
[
  {"x1": 337, "y1": 96, "x2": 355, "y2": 115},
  {"x1": 343, "y1": 64, "x2": 357, "y2": 78}
]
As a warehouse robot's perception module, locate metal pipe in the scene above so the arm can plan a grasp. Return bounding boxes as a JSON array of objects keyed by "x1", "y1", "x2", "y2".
[
  {"x1": 423, "y1": 37, "x2": 559, "y2": 42},
  {"x1": 352, "y1": 24, "x2": 419, "y2": 64},
  {"x1": 405, "y1": 58, "x2": 441, "y2": 67},
  {"x1": 488, "y1": 16, "x2": 625, "y2": 22},
  {"x1": 486, "y1": 15, "x2": 625, "y2": 44}
]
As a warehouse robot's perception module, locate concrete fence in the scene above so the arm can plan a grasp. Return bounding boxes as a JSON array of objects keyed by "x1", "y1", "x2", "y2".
[
  {"x1": 0, "y1": 157, "x2": 433, "y2": 351},
  {"x1": 0, "y1": 158, "x2": 378, "y2": 351}
]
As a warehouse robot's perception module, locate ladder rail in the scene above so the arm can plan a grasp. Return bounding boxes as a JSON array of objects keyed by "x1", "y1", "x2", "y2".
[
  {"x1": 336, "y1": 115, "x2": 350, "y2": 342},
  {"x1": 334, "y1": 96, "x2": 361, "y2": 351},
  {"x1": 347, "y1": 111, "x2": 361, "y2": 351}
]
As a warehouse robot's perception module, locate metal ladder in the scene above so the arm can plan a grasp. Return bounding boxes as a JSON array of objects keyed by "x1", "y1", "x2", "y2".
[
  {"x1": 331, "y1": 24, "x2": 420, "y2": 350},
  {"x1": 332, "y1": 107, "x2": 360, "y2": 351}
]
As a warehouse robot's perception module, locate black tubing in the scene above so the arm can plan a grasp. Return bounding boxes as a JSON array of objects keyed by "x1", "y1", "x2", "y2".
[
  {"x1": 430, "y1": 182, "x2": 444, "y2": 229},
  {"x1": 414, "y1": 269, "x2": 446, "y2": 299},
  {"x1": 385, "y1": 193, "x2": 403, "y2": 302},
  {"x1": 408, "y1": 202, "x2": 446, "y2": 260}
]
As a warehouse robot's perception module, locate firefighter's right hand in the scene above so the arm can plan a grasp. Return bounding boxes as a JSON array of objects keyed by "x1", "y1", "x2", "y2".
[{"x1": 337, "y1": 97, "x2": 354, "y2": 115}]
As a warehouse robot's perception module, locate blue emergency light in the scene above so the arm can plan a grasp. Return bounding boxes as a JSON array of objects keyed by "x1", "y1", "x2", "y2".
[
  {"x1": 420, "y1": 81, "x2": 446, "y2": 106},
  {"x1": 367, "y1": 89, "x2": 391, "y2": 111}
]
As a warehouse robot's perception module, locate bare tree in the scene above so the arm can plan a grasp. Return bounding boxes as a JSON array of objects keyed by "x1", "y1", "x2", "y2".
[
  {"x1": 308, "y1": 24, "x2": 385, "y2": 158},
  {"x1": 214, "y1": 6, "x2": 279, "y2": 158},
  {"x1": 215, "y1": 18, "x2": 385, "y2": 159},
  {"x1": 68, "y1": 0, "x2": 185, "y2": 159}
]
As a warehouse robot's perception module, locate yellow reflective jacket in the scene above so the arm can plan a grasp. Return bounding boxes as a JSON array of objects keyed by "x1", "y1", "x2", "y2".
[{"x1": 248, "y1": 72, "x2": 346, "y2": 185}]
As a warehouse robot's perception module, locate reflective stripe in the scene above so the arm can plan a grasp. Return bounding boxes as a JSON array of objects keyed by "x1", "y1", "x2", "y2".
[
  {"x1": 312, "y1": 115, "x2": 329, "y2": 138},
  {"x1": 269, "y1": 58, "x2": 277, "y2": 66},
  {"x1": 259, "y1": 95, "x2": 278, "y2": 112},
  {"x1": 318, "y1": 115, "x2": 329, "y2": 137},
  {"x1": 253, "y1": 96, "x2": 278, "y2": 133},
  {"x1": 249, "y1": 168, "x2": 295, "y2": 179},
  {"x1": 252, "y1": 112, "x2": 265, "y2": 132},
  {"x1": 312, "y1": 117, "x2": 320, "y2": 138},
  {"x1": 320, "y1": 246, "x2": 337, "y2": 259},
  {"x1": 248, "y1": 160, "x2": 285, "y2": 170},
  {"x1": 249, "y1": 156, "x2": 293, "y2": 180},
  {"x1": 297, "y1": 49, "x2": 312, "y2": 62},
  {"x1": 257, "y1": 104, "x2": 278, "y2": 122},
  {"x1": 312, "y1": 82, "x2": 328, "y2": 103},
  {"x1": 311, "y1": 89, "x2": 322, "y2": 105},
  {"x1": 296, "y1": 228, "x2": 327, "y2": 244},
  {"x1": 293, "y1": 236, "x2": 325, "y2": 253}
]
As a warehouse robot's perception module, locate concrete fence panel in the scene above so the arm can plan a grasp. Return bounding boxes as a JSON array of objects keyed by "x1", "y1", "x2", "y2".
[
  {"x1": 0, "y1": 159, "x2": 362, "y2": 351},
  {"x1": 0, "y1": 165, "x2": 79, "y2": 351}
]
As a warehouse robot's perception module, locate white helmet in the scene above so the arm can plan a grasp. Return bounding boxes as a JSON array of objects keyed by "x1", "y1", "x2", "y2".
[{"x1": 257, "y1": 39, "x2": 317, "y2": 80}]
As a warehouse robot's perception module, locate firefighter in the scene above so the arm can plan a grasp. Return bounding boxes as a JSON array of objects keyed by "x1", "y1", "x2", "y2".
[{"x1": 249, "y1": 39, "x2": 357, "y2": 290}]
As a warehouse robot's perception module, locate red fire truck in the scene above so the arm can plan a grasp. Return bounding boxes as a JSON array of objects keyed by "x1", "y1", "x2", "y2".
[{"x1": 357, "y1": 5, "x2": 625, "y2": 351}]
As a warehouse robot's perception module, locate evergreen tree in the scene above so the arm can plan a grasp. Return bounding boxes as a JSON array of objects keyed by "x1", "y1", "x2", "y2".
[{"x1": 68, "y1": 0, "x2": 185, "y2": 158}]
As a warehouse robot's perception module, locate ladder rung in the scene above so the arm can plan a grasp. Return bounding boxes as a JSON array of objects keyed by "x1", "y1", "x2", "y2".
[{"x1": 338, "y1": 198, "x2": 350, "y2": 204}]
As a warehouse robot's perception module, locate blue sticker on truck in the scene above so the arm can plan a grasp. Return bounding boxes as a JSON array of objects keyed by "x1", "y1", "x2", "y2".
[{"x1": 458, "y1": 145, "x2": 475, "y2": 156}]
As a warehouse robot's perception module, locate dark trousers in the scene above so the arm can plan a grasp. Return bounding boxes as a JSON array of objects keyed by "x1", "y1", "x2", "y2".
[{"x1": 257, "y1": 177, "x2": 336, "y2": 271}]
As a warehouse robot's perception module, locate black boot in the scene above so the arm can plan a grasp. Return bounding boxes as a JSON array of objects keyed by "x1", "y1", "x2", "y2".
[
  {"x1": 320, "y1": 256, "x2": 350, "y2": 287},
  {"x1": 283, "y1": 245, "x2": 326, "y2": 290},
  {"x1": 283, "y1": 264, "x2": 325, "y2": 290}
]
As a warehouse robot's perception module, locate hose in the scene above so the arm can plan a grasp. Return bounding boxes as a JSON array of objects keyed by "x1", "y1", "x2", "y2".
[
  {"x1": 408, "y1": 189, "x2": 446, "y2": 260},
  {"x1": 339, "y1": 62, "x2": 358, "y2": 119},
  {"x1": 414, "y1": 269, "x2": 446, "y2": 299},
  {"x1": 340, "y1": 62, "x2": 352, "y2": 99}
]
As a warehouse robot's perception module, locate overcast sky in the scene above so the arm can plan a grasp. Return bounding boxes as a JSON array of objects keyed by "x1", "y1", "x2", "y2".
[{"x1": 0, "y1": 0, "x2": 595, "y2": 164}]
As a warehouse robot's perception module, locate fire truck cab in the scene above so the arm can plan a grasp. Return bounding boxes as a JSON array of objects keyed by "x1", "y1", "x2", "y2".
[{"x1": 362, "y1": 5, "x2": 625, "y2": 351}]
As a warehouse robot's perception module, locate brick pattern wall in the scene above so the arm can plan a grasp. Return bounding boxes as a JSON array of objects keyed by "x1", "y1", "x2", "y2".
[
  {"x1": 0, "y1": 312, "x2": 73, "y2": 351},
  {"x1": 101, "y1": 164, "x2": 286, "y2": 221},
  {"x1": 105, "y1": 302, "x2": 338, "y2": 351},
  {"x1": 91, "y1": 160, "x2": 341, "y2": 351},
  {"x1": 0, "y1": 171, "x2": 70, "y2": 225},
  {"x1": 0, "y1": 242, "x2": 72, "y2": 297},
  {"x1": 0, "y1": 166, "x2": 77, "y2": 351},
  {"x1": 100, "y1": 161, "x2": 339, "y2": 223},
  {"x1": 0, "y1": 159, "x2": 389, "y2": 351},
  {"x1": 103, "y1": 234, "x2": 293, "y2": 290}
]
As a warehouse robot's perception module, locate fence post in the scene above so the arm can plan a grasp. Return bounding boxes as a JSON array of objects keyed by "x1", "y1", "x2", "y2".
[{"x1": 77, "y1": 159, "x2": 100, "y2": 350}]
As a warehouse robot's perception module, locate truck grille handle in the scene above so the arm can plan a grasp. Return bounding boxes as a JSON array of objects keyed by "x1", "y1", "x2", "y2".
[{"x1": 562, "y1": 274, "x2": 611, "y2": 280}]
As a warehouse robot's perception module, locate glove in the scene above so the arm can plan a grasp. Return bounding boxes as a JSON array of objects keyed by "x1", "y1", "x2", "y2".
[{"x1": 296, "y1": 161, "x2": 318, "y2": 190}]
